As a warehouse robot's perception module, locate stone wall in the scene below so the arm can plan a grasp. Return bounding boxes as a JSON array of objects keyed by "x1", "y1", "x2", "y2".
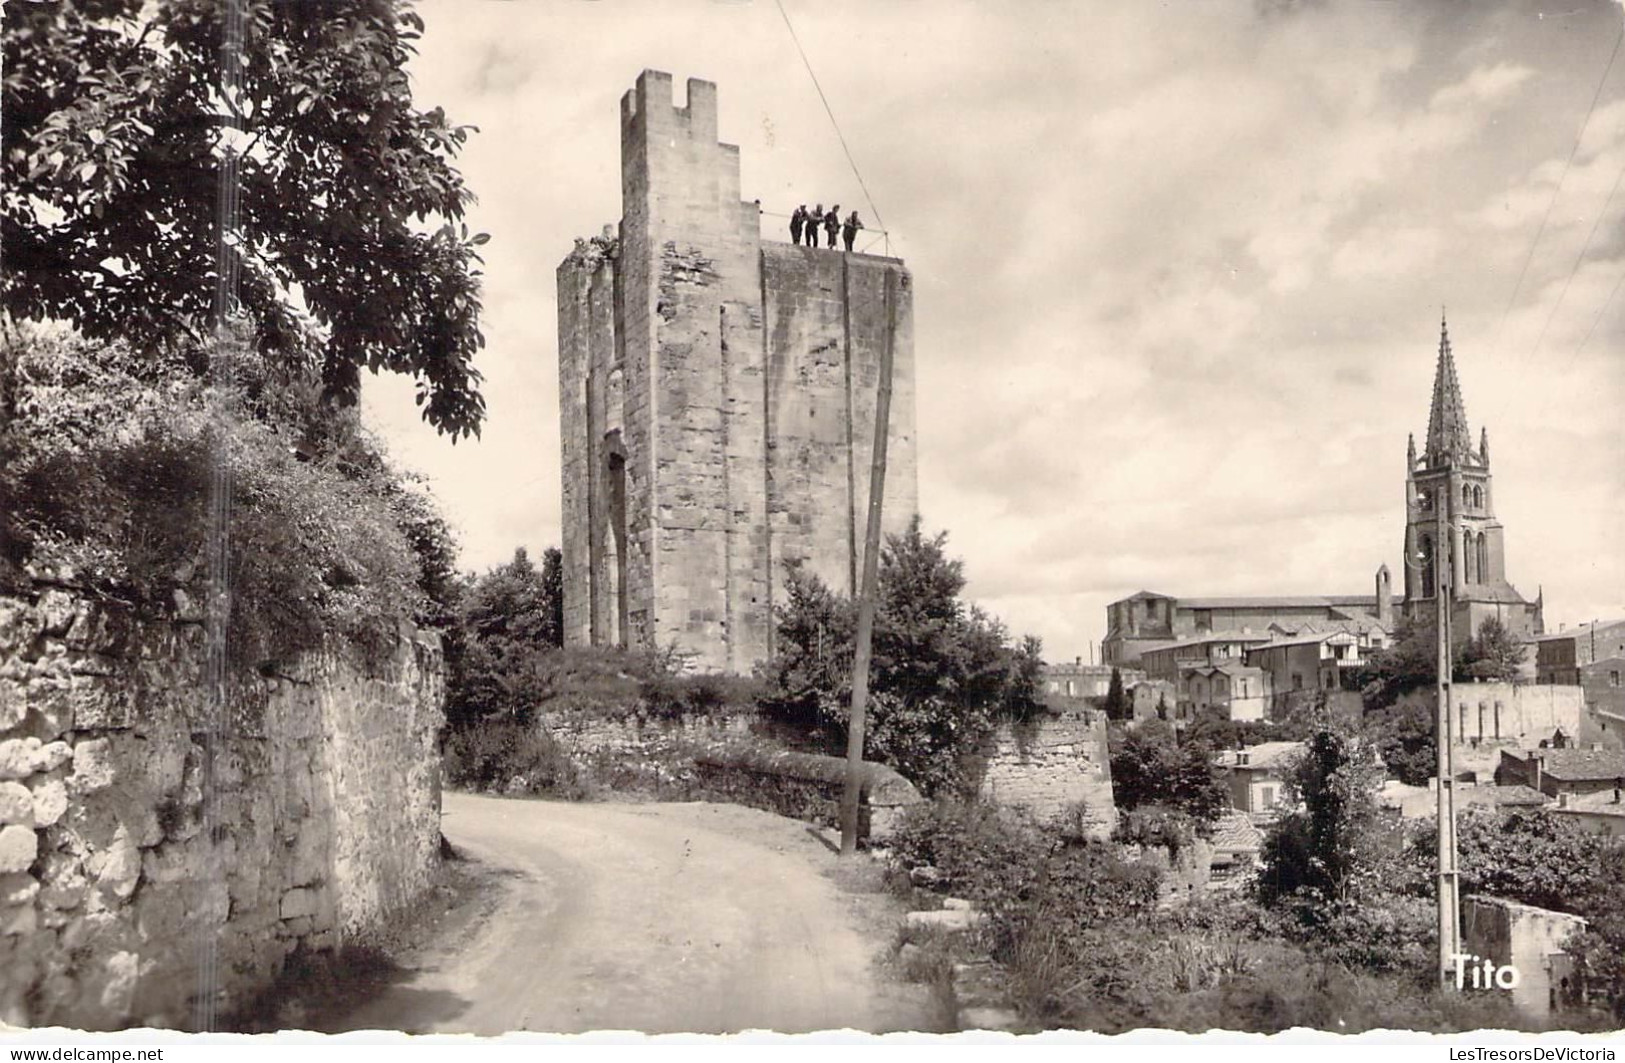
[
  {"x1": 1460, "y1": 895, "x2": 1588, "y2": 1020},
  {"x1": 0, "y1": 585, "x2": 443, "y2": 1030},
  {"x1": 540, "y1": 711, "x2": 921, "y2": 839},
  {"x1": 1395, "y1": 681, "x2": 1584, "y2": 779},
  {"x1": 969, "y1": 710, "x2": 1116, "y2": 838}
]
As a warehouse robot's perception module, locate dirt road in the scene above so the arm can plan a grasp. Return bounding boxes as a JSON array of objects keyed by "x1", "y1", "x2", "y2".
[{"x1": 332, "y1": 792, "x2": 939, "y2": 1035}]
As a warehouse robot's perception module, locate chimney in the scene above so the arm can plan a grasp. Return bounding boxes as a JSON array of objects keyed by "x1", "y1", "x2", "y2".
[
  {"x1": 1532, "y1": 753, "x2": 1543, "y2": 794},
  {"x1": 1075, "y1": 656, "x2": 1082, "y2": 667},
  {"x1": 1237, "y1": 749, "x2": 1250, "y2": 766}
]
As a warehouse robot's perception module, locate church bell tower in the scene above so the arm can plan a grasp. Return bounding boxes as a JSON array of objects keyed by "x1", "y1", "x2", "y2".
[{"x1": 1400, "y1": 315, "x2": 1541, "y2": 644}]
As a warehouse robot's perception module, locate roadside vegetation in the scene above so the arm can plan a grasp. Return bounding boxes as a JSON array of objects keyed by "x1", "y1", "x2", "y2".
[
  {"x1": 437, "y1": 518, "x2": 1044, "y2": 802},
  {"x1": 0, "y1": 324, "x2": 457, "y2": 671},
  {"x1": 881, "y1": 703, "x2": 1623, "y2": 1032}
]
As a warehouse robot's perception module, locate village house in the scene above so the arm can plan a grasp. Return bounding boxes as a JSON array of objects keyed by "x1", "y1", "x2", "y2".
[
  {"x1": 1582, "y1": 655, "x2": 1625, "y2": 748},
  {"x1": 1213, "y1": 741, "x2": 1305, "y2": 823},
  {"x1": 1494, "y1": 746, "x2": 1625, "y2": 800},
  {"x1": 1378, "y1": 779, "x2": 1549, "y2": 819},
  {"x1": 1207, "y1": 810, "x2": 1265, "y2": 886},
  {"x1": 1041, "y1": 659, "x2": 1142, "y2": 703},
  {"x1": 1547, "y1": 788, "x2": 1625, "y2": 840},
  {"x1": 1244, "y1": 629, "x2": 1384, "y2": 706},
  {"x1": 1128, "y1": 678, "x2": 1178, "y2": 722},
  {"x1": 1184, "y1": 664, "x2": 1271, "y2": 722},
  {"x1": 1536, "y1": 619, "x2": 1625, "y2": 685}
]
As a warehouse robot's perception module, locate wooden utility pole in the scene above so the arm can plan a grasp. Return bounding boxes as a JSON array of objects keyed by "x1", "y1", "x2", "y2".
[
  {"x1": 840, "y1": 270, "x2": 898, "y2": 856},
  {"x1": 1436, "y1": 497, "x2": 1461, "y2": 985}
]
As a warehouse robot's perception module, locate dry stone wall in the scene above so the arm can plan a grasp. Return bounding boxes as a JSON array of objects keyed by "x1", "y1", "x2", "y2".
[{"x1": 0, "y1": 584, "x2": 443, "y2": 1030}]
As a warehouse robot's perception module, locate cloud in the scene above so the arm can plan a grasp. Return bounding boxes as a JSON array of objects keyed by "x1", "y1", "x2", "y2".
[{"x1": 364, "y1": 0, "x2": 1625, "y2": 661}]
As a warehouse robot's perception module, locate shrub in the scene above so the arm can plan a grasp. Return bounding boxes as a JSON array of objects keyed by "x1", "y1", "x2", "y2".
[
  {"x1": 759, "y1": 519, "x2": 1045, "y2": 798},
  {"x1": 441, "y1": 719, "x2": 586, "y2": 799},
  {"x1": 886, "y1": 799, "x2": 1050, "y2": 906}
]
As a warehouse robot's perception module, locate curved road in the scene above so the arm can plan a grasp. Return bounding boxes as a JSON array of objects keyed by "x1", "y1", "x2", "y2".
[{"x1": 335, "y1": 792, "x2": 937, "y2": 1035}]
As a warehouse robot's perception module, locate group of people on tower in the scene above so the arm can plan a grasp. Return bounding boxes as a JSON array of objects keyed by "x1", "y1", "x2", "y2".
[{"x1": 789, "y1": 204, "x2": 863, "y2": 251}]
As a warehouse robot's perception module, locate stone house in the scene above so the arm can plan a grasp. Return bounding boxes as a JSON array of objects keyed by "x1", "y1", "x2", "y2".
[
  {"x1": 1546, "y1": 789, "x2": 1625, "y2": 839},
  {"x1": 1128, "y1": 679, "x2": 1178, "y2": 722},
  {"x1": 1495, "y1": 746, "x2": 1625, "y2": 800},
  {"x1": 1244, "y1": 629, "x2": 1383, "y2": 712},
  {"x1": 1183, "y1": 664, "x2": 1270, "y2": 722},
  {"x1": 1137, "y1": 633, "x2": 1273, "y2": 683},
  {"x1": 1213, "y1": 741, "x2": 1305, "y2": 822},
  {"x1": 1040, "y1": 659, "x2": 1141, "y2": 703},
  {"x1": 1207, "y1": 810, "x2": 1264, "y2": 885},
  {"x1": 1579, "y1": 655, "x2": 1625, "y2": 738},
  {"x1": 1536, "y1": 619, "x2": 1625, "y2": 685}
]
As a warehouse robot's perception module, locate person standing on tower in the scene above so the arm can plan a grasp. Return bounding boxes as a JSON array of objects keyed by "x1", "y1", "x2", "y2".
[
  {"x1": 842, "y1": 210, "x2": 863, "y2": 252},
  {"x1": 824, "y1": 205, "x2": 840, "y2": 248},
  {"x1": 808, "y1": 204, "x2": 823, "y2": 247},
  {"x1": 790, "y1": 205, "x2": 806, "y2": 245}
]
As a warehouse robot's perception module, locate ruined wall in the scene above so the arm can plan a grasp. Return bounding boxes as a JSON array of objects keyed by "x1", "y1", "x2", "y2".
[
  {"x1": 0, "y1": 587, "x2": 443, "y2": 1029},
  {"x1": 970, "y1": 710, "x2": 1116, "y2": 838},
  {"x1": 1461, "y1": 895, "x2": 1588, "y2": 1020},
  {"x1": 558, "y1": 71, "x2": 917, "y2": 674}
]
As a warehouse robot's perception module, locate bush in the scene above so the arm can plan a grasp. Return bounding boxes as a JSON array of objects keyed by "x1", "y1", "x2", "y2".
[
  {"x1": 638, "y1": 669, "x2": 765, "y2": 722},
  {"x1": 1, "y1": 325, "x2": 449, "y2": 668},
  {"x1": 441, "y1": 719, "x2": 587, "y2": 799},
  {"x1": 887, "y1": 800, "x2": 1050, "y2": 906}
]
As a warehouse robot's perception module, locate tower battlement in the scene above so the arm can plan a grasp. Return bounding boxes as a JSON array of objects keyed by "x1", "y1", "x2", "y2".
[{"x1": 620, "y1": 70, "x2": 720, "y2": 145}]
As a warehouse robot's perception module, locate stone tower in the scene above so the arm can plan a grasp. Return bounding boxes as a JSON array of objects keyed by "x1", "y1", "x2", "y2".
[
  {"x1": 1400, "y1": 316, "x2": 1542, "y2": 645},
  {"x1": 556, "y1": 71, "x2": 919, "y2": 673}
]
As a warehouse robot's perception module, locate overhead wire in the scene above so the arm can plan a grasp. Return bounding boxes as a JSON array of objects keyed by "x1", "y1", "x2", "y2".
[
  {"x1": 773, "y1": 0, "x2": 890, "y2": 255},
  {"x1": 1528, "y1": 152, "x2": 1625, "y2": 361},
  {"x1": 1490, "y1": 21, "x2": 1624, "y2": 357}
]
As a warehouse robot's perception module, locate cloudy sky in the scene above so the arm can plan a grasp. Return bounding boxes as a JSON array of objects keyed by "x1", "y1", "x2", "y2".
[{"x1": 363, "y1": 0, "x2": 1625, "y2": 662}]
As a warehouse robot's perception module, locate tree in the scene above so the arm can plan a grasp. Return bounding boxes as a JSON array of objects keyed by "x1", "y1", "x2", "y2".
[
  {"x1": 1366, "y1": 699, "x2": 1435, "y2": 787},
  {"x1": 1357, "y1": 618, "x2": 1470, "y2": 710},
  {"x1": 1257, "y1": 712, "x2": 1395, "y2": 906},
  {"x1": 1102, "y1": 666, "x2": 1128, "y2": 720},
  {"x1": 540, "y1": 547, "x2": 565, "y2": 649},
  {"x1": 445, "y1": 547, "x2": 565, "y2": 728},
  {"x1": 1461, "y1": 615, "x2": 1526, "y2": 682},
  {"x1": 761, "y1": 517, "x2": 1040, "y2": 796},
  {"x1": 3, "y1": 0, "x2": 486, "y2": 437},
  {"x1": 1108, "y1": 720, "x2": 1228, "y2": 825}
]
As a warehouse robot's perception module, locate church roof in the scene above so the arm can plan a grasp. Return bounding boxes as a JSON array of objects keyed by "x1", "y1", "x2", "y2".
[
  {"x1": 1180, "y1": 595, "x2": 1377, "y2": 610},
  {"x1": 1425, "y1": 314, "x2": 1475, "y2": 466}
]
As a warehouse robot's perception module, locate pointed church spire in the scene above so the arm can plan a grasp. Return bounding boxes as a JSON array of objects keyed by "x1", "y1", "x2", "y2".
[
  {"x1": 1407, "y1": 432, "x2": 1416, "y2": 471},
  {"x1": 1424, "y1": 311, "x2": 1473, "y2": 466}
]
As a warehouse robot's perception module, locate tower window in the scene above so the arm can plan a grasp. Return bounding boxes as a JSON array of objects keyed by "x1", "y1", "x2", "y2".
[
  {"x1": 1463, "y1": 484, "x2": 1472, "y2": 508},
  {"x1": 1473, "y1": 485, "x2": 1484, "y2": 508}
]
